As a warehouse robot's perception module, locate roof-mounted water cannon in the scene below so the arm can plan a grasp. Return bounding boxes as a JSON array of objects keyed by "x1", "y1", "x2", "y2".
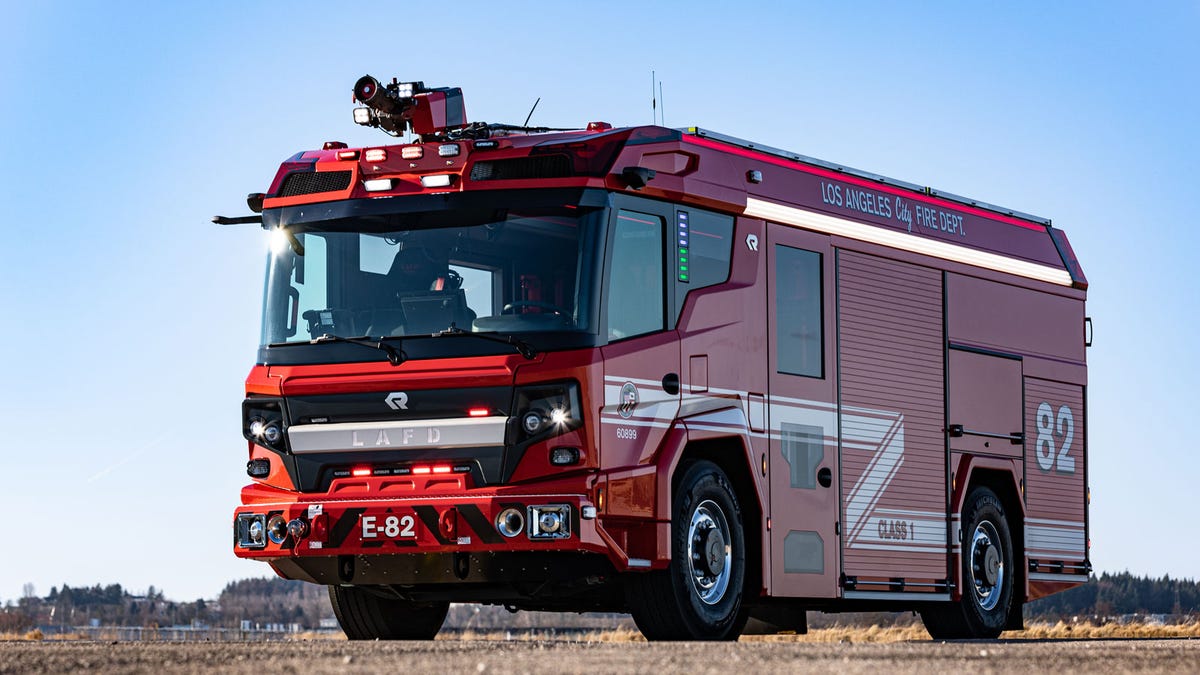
[{"x1": 352, "y1": 75, "x2": 468, "y2": 141}]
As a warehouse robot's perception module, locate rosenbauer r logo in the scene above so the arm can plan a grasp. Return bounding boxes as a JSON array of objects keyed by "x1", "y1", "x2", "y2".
[{"x1": 385, "y1": 392, "x2": 409, "y2": 410}]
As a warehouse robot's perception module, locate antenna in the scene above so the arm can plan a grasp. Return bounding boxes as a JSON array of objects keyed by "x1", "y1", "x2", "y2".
[
  {"x1": 522, "y1": 97, "x2": 541, "y2": 128},
  {"x1": 651, "y1": 70, "x2": 657, "y2": 125},
  {"x1": 659, "y1": 81, "x2": 665, "y2": 128}
]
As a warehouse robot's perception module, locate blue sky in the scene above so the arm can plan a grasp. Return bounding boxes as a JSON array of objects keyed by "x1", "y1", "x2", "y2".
[{"x1": 1, "y1": 2, "x2": 1196, "y2": 602}]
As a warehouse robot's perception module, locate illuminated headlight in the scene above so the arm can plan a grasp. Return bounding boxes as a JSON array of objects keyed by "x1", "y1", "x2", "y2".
[
  {"x1": 528, "y1": 505, "x2": 572, "y2": 539},
  {"x1": 508, "y1": 382, "x2": 582, "y2": 445},
  {"x1": 420, "y1": 174, "x2": 453, "y2": 189},
  {"x1": 243, "y1": 398, "x2": 287, "y2": 452},
  {"x1": 363, "y1": 178, "x2": 394, "y2": 192},
  {"x1": 352, "y1": 107, "x2": 373, "y2": 125},
  {"x1": 236, "y1": 513, "x2": 267, "y2": 549}
]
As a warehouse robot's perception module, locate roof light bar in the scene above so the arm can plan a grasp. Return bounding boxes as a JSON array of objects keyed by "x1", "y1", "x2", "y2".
[
  {"x1": 401, "y1": 146, "x2": 424, "y2": 160},
  {"x1": 364, "y1": 148, "x2": 387, "y2": 163}
]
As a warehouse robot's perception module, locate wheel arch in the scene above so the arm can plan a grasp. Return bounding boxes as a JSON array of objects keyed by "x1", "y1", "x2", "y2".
[
  {"x1": 951, "y1": 456, "x2": 1026, "y2": 629},
  {"x1": 657, "y1": 409, "x2": 766, "y2": 598}
]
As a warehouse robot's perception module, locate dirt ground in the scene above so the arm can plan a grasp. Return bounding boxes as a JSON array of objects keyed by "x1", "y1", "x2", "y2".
[{"x1": 1, "y1": 638, "x2": 1197, "y2": 674}]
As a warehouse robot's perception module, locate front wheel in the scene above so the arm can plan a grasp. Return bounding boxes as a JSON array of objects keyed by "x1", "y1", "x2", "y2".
[
  {"x1": 921, "y1": 486, "x2": 1016, "y2": 639},
  {"x1": 328, "y1": 585, "x2": 449, "y2": 640},
  {"x1": 625, "y1": 460, "x2": 748, "y2": 641}
]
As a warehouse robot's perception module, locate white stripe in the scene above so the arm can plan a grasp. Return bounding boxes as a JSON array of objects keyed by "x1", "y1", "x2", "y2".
[
  {"x1": 287, "y1": 417, "x2": 506, "y2": 453},
  {"x1": 1027, "y1": 517, "x2": 1086, "y2": 527},
  {"x1": 745, "y1": 197, "x2": 1073, "y2": 286},
  {"x1": 600, "y1": 418, "x2": 672, "y2": 430}
]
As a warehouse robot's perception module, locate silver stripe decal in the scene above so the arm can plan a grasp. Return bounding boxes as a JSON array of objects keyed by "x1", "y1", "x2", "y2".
[
  {"x1": 287, "y1": 417, "x2": 507, "y2": 454},
  {"x1": 1025, "y1": 524, "x2": 1086, "y2": 553},
  {"x1": 842, "y1": 591, "x2": 950, "y2": 602},
  {"x1": 1029, "y1": 572, "x2": 1089, "y2": 583},
  {"x1": 745, "y1": 197, "x2": 1073, "y2": 286}
]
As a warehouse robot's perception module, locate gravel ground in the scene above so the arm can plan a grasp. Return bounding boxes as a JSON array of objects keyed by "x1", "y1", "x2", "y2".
[{"x1": 1, "y1": 638, "x2": 1197, "y2": 674}]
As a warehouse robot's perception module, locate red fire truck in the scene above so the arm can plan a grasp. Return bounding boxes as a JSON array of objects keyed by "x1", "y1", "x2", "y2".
[{"x1": 224, "y1": 77, "x2": 1090, "y2": 641}]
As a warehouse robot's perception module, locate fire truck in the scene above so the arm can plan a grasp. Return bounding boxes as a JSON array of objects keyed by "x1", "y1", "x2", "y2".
[{"x1": 223, "y1": 77, "x2": 1090, "y2": 641}]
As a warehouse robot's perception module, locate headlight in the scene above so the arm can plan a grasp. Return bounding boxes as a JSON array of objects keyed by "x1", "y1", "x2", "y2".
[
  {"x1": 243, "y1": 398, "x2": 288, "y2": 452},
  {"x1": 508, "y1": 382, "x2": 582, "y2": 445}
]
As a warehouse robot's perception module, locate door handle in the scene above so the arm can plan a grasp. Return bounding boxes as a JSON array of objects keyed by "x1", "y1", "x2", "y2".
[
  {"x1": 817, "y1": 467, "x2": 833, "y2": 488},
  {"x1": 662, "y1": 372, "x2": 680, "y2": 395}
]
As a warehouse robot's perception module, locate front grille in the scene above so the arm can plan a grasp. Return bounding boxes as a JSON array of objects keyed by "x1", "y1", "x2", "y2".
[
  {"x1": 469, "y1": 155, "x2": 573, "y2": 181},
  {"x1": 278, "y1": 170, "x2": 353, "y2": 197}
]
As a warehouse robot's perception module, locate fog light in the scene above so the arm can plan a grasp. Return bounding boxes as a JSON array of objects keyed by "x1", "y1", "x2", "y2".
[
  {"x1": 496, "y1": 508, "x2": 524, "y2": 538},
  {"x1": 549, "y1": 447, "x2": 580, "y2": 466},
  {"x1": 267, "y1": 515, "x2": 288, "y2": 544},
  {"x1": 528, "y1": 505, "x2": 571, "y2": 540},
  {"x1": 236, "y1": 513, "x2": 267, "y2": 549},
  {"x1": 363, "y1": 178, "x2": 394, "y2": 192},
  {"x1": 248, "y1": 520, "x2": 264, "y2": 545},
  {"x1": 538, "y1": 511, "x2": 562, "y2": 534}
]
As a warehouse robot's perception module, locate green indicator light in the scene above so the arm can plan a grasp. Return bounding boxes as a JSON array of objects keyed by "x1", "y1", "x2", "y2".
[
  {"x1": 679, "y1": 248, "x2": 688, "y2": 254},
  {"x1": 680, "y1": 257, "x2": 688, "y2": 263},
  {"x1": 680, "y1": 265, "x2": 688, "y2": 271},
  {"x1": 680, "y1": 274, "x2": 689, "y2": 280}
]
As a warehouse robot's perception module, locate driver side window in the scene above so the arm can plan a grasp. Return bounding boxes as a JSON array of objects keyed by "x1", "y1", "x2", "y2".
[{"x1": 607, "y1": 209, "x2": 665, "y2": 341}]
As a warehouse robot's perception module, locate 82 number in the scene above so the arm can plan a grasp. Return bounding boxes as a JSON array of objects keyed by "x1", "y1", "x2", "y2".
[{"x1": 1035, "y1": 402, "x2": 1075, "y2": 473}]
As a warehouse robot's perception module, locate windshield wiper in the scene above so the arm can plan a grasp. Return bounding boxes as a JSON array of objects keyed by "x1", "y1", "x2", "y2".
[
  {"x1": 434, "y1": 324, "x2": 537, "y2": 360},
  {"x1": 311, "y1": 334, "x2": 406, "y2": 366}
]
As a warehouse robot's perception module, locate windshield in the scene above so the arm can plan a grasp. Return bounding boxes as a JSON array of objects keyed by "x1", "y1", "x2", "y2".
[{"x1": 261, "y1": 205, "x2": 605, "y2": 348}]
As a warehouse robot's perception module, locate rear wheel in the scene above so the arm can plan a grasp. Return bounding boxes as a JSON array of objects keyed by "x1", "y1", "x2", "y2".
[
  {"x1": 625, "y1": 460, "x2": 748, "y2": 641},
  {"x1": 921, "y1": 486, "x2": 1015, "y2": 639},
  {"x1": 328, "y1": 585, "x2": 449, "y2": 640}
]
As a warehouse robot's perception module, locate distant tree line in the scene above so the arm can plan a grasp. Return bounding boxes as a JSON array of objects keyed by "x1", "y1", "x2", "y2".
[
  {"x1": 1026, "y1": 571, "x2": 1200, "y2": 619},
  {"x1": 2, "y1": 571, "x2": 1197, "y2": 632},
  {"x1": 0, "y1": 579, "x2": 333, "y2": 631}
]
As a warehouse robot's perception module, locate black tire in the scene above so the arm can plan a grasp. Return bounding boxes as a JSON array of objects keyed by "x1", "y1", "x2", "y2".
[
  {"x1": 625, "y1": 460, "x2": 748, "y2": 641},
  {"x1": 328, "y1": 585, "x2": 449, "y2": 640},
  {"x1": 921, "y1": 486, "x2": 1015, "y2": 639}
]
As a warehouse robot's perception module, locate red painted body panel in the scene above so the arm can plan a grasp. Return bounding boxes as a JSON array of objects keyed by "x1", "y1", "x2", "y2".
[{"x1": 837, "y1": 251, "x2": 947, "y2": 585}]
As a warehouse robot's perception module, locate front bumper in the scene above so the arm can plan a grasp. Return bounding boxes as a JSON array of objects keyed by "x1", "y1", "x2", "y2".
[{"x1": 233, "y1": 490, "x2": 605, "y2": 560}]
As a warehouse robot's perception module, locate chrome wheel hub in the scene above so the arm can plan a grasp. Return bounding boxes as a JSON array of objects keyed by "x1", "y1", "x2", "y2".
[
  {"x1": 969, "y1": 520, "x2": 1005, "y2": 611},
  {"x1": 687, "y1": 499, "x2": 732, "y2": 605}
]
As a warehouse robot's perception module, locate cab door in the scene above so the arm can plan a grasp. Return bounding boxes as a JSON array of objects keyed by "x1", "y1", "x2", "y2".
[
  {"x1": 766, "y1": 224, "x2": 839, "y2": 598},
  {"x1": 600, "y1": 201, "x2": 680, "y2": 470}
]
